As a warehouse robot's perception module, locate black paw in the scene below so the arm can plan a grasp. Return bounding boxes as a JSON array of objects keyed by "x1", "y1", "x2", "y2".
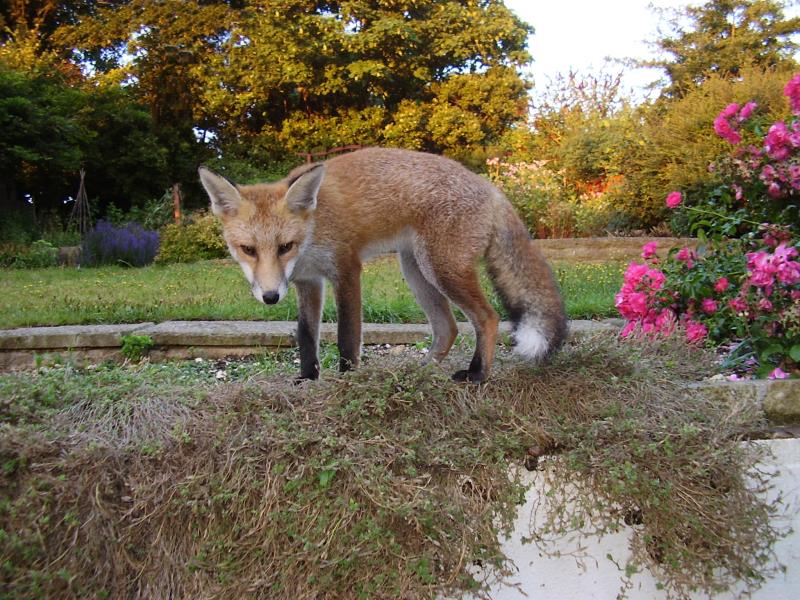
[
  {"x1": 451, "y1": 369, "x2": 486, "y2": 384},
  {"x1": 294, "y1": 371, "x2": 320, "y2": 385}
]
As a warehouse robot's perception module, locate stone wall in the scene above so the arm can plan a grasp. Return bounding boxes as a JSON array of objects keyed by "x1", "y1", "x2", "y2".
[{"x1": 533, "y1": 237, "x2": 698, "y2": 263}]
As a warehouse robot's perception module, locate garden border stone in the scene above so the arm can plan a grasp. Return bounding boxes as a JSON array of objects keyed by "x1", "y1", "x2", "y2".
[
  {"x1": 0, "y1": 323, "x2": 154, "y2": 350},
  {"x1": 533, "y1": 236, "x2": 698, "y2": 263}
]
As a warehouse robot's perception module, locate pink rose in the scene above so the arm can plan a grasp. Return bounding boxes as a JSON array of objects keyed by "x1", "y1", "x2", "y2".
[
  {"x1": 675, "y1": 247, "x2": 694, "y2": 268},
  {"x1": 765, "y1": 121, "x2": 792, "y2": 160},
  {"x1": 641, "y1": 241, "x2": 658, "y2": 259},
  {"x1": 627, "y1": 292, "x2": 648, "y2": 317},
  {"x1": 714, "y1": 104, "x2": 742, "y2": 144},
  {"x1": 768, "y1": 182, "x2": 783, "y2": 198},
  {"x1": 701, "y1": 298, "x2": 718, "y2": 314},
  {"x1": 620, "y1": 321, "x2": 637, "y2": 338},
  {"x1": 714, "y1": 277, "x2": 729, "y2": 293},
  {"x1": 757, "y1": 298, "x2": 773, "y2": 312},
  {"x1": 645, "y1": 268, "x2": 666, "y2": 290},
  {"x1": 685, "y1": 320, "x2": 708, "y2": 345},
  {"x1": 784, "y1": 74, "x2": 800, "y2": 115},
  {"x1": 729, "y1": 297, "x2": 747, "y2": 312},
  {"x1": 738, "y1": 101, "x2": 758, "y2": 122},
  {"x1": 665, "y1": 191, "x2": 682, "y2": 209}
]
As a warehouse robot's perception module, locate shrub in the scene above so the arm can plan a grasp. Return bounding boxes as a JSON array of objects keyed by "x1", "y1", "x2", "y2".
[
  {"x1": 105, "y1": 191, "x2": 174, "y2": 231},
  {"x1": 486, "y1": 158, "x2": 620, "y2": 238},
  {"x1": 82, "y1": 220, "x2": 159, "y2": 267},
  {"x1": 0, "y1": 240, "x2": 58, "y2": 269},
  {"x1": 155, "y1": 212, "x2": 228, "y2": 264},
  {"x1": 612, "y1": 64, "x2": 796, "y2": 229},
  {"x1": 617, "y1": 73, "x2": 800, "y2": 378},
  {"x1": 617, "y1": 232, "x2": 798, "y2": 378}
]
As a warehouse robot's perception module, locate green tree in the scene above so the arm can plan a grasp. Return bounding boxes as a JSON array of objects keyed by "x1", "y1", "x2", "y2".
[
  {"x1": 0, "y1": 56, "x2": 175, "y2": 224},
  {"x1": 645, "y1": 0, "x2": 800, "y2": 97},
  {"x1": 0, "y1": 62, "x2": 85, "y2": 214},
  {"x1": 58, "y1": 1, "x2": 532, "y2": 162}
]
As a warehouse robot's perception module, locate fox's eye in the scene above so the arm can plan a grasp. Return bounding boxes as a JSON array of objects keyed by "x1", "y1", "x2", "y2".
[
  {"x1": 278, "y1": 241, "x2": 295, "y2": 256},
  {"x1": 240, "y1": 245, "x2": 257, "y2": 257}
]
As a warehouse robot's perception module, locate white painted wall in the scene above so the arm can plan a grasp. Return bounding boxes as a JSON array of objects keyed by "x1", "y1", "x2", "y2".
[{"x1": 452, "y1": 439, "x2": 800, "y2": 600}]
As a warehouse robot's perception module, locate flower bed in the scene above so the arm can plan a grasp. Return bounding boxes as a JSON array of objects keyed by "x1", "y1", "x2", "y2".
[{"x1": 616, "y1": 75, "x2": 800, "y2": 379}]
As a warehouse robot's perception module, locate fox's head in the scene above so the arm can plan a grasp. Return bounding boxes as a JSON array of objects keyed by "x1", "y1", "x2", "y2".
[{"x1": 198, "y1": 164, "x2": 325, "y2": 304}]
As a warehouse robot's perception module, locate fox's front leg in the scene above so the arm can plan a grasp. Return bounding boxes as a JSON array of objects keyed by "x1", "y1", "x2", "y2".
[
  {"x1": 333, "y1": 261, "x2": 363, "y2": 372},
  {"x1": 295, "y1": 278, "x2": 324, "y2": 380}
]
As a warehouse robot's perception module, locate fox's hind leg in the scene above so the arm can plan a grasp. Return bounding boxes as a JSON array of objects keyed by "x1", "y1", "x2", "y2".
[
  {"x1": 399, "y1": 250, "x2": 458, "y2": 363},
  {"x1": 430, "y1": 263, "x2": 499, "y2": 384}
]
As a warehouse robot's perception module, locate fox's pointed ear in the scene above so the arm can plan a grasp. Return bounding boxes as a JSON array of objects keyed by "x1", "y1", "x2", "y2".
[
  {"x1": 284, "y1": 163, "x2": 325, "y2": 214},
  {"x1": 198, "y1": 166, "x2": 243, "y2": 217}
]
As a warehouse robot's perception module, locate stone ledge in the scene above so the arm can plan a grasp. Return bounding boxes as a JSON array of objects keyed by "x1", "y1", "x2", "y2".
[
  {"x1": 690, "y1": 379, "x2": 800, "y2": 425},
  {"x1": 0, "y1": 319, "x2": 622, "y2": 352},
  {"x1": 0, "y1": 323, "x2": 155, "y2": 350},
  {"x1": 533, "y1": 236, "x2": 698, "y2": 263}
]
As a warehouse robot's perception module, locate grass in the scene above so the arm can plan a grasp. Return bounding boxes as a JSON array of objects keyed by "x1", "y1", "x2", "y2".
[
  {"x1": 0, "y1": 334, "x2": 785, "y2": 599},
  {"x1": 0, "y1": 258, "x2": 624, "y2": 328}
]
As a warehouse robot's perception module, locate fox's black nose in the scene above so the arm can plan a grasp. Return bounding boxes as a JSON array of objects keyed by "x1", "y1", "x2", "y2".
[{"x1": 262, "y1": 291, "x2": 279, "y2": 304}]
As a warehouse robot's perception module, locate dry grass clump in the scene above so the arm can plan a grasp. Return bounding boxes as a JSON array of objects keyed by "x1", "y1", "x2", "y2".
[{"x1": 0, "y1": 334, "x2": 785, "y2": 599}]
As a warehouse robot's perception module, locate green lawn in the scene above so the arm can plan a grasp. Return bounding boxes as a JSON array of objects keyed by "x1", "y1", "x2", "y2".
[{"x1": 0, "y1": 258, "x2": 624, "y2": 328}]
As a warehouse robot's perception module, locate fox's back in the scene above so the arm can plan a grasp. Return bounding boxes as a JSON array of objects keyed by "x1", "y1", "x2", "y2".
[{"x1": 314, "y1": 148, "x2": 502, "y2": 250}]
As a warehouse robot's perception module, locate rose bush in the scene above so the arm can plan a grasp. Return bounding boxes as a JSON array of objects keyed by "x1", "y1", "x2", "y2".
[{"x1": 618, "y1": 74, "x2": 800, "y2": 378}]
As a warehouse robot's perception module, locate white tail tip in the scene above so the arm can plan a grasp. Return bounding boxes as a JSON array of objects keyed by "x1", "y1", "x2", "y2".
[{"x1": 513, "y1": 319, "x2": 549, "y2": 360}]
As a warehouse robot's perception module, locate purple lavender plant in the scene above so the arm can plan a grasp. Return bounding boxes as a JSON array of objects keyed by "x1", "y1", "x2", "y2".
[{"x1": 82, "y1": 220, "x2": 159, "y2": 267}]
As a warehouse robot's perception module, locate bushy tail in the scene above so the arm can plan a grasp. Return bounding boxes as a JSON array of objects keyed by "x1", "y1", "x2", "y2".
[{"x1": 486, "y1": 201, "x2": 568, "y2": 362}]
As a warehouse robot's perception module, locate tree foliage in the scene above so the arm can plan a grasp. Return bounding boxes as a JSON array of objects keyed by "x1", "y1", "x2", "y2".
[
  {"x1": 1, "y1": 0, "x2": 533, "y2": 224},
  {"x1": 0, "y1": 55, "x2": 174, "y2": 218},
  {"x1": 645, "y1": 0, "x2": 800, "y2": 97},
  {"x1": 56, "y1": 0, "x2": 532, "y2": 159}
]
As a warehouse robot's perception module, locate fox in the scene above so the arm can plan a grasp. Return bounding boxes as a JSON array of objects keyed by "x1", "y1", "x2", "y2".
[{"x1": 198, "y1": 147, "x2": 567, "y2": 383}]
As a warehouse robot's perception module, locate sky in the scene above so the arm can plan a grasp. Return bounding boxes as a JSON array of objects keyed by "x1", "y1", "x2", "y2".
[{"x1": 504, "y1": 0, "x2": 800, "y2": 101}]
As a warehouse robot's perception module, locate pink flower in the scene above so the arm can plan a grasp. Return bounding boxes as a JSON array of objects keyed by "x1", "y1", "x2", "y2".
[
  {"x1": 783, "y1": 74, "x2": 800, "y2": 115},
  {"x1": 641, "y1": 241, "x2": 658, "y2": 259},
  {"x1": 701, "y1": 298, "x2": 718, "y2": 314},
  {"x1": 645, "y1": 268, "x2": 666, "y2": 290},
  {"x1": 675, "y1": 247, "x2": 694, "y2": 268},
  {"x1": 720, "y1": 103, "x2": 740, "y2": 119},
  {"x1": 714, "y1": 277, "x2": 730, "y2": 293},
  {"x1": 685, "y1": 320, "x2": 708, "y2": 344},
  {"x1": 627, "y1": 292, "x2": 648, "y2": 317},
  {"x1": 665, "y1": 191, "x2": 682, "y2": 209},
  {"x1": 729, "y1": 297, "x2": 747, "y2": 312},
  {"x1": 768, "y1": 367, "x2": 790, "y2": 380},
  {"x1": 738, "y1": 101, "x2": 758, "y2": 122},
  {"x1": 620, "y1": 321, "x2": 637, "y2": 338},
  {"x1": 714, "y1": 103, "x2": 742, "y2": 144},
  {"x1": 773, "y1": 243, "x2": 798, "y2": 260},
  {"x1": 727, "y1": 373, "x2": 744, "y2": 381},
  {"x1": 654, "y1": 309, "x2": 677, "y2": 336},
  {"x1": 764, "y1": 121, "x2": 792, "y2": 160},
  {"x1": 757, "y1": 298, "x2": 773, "y2": 312}
]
